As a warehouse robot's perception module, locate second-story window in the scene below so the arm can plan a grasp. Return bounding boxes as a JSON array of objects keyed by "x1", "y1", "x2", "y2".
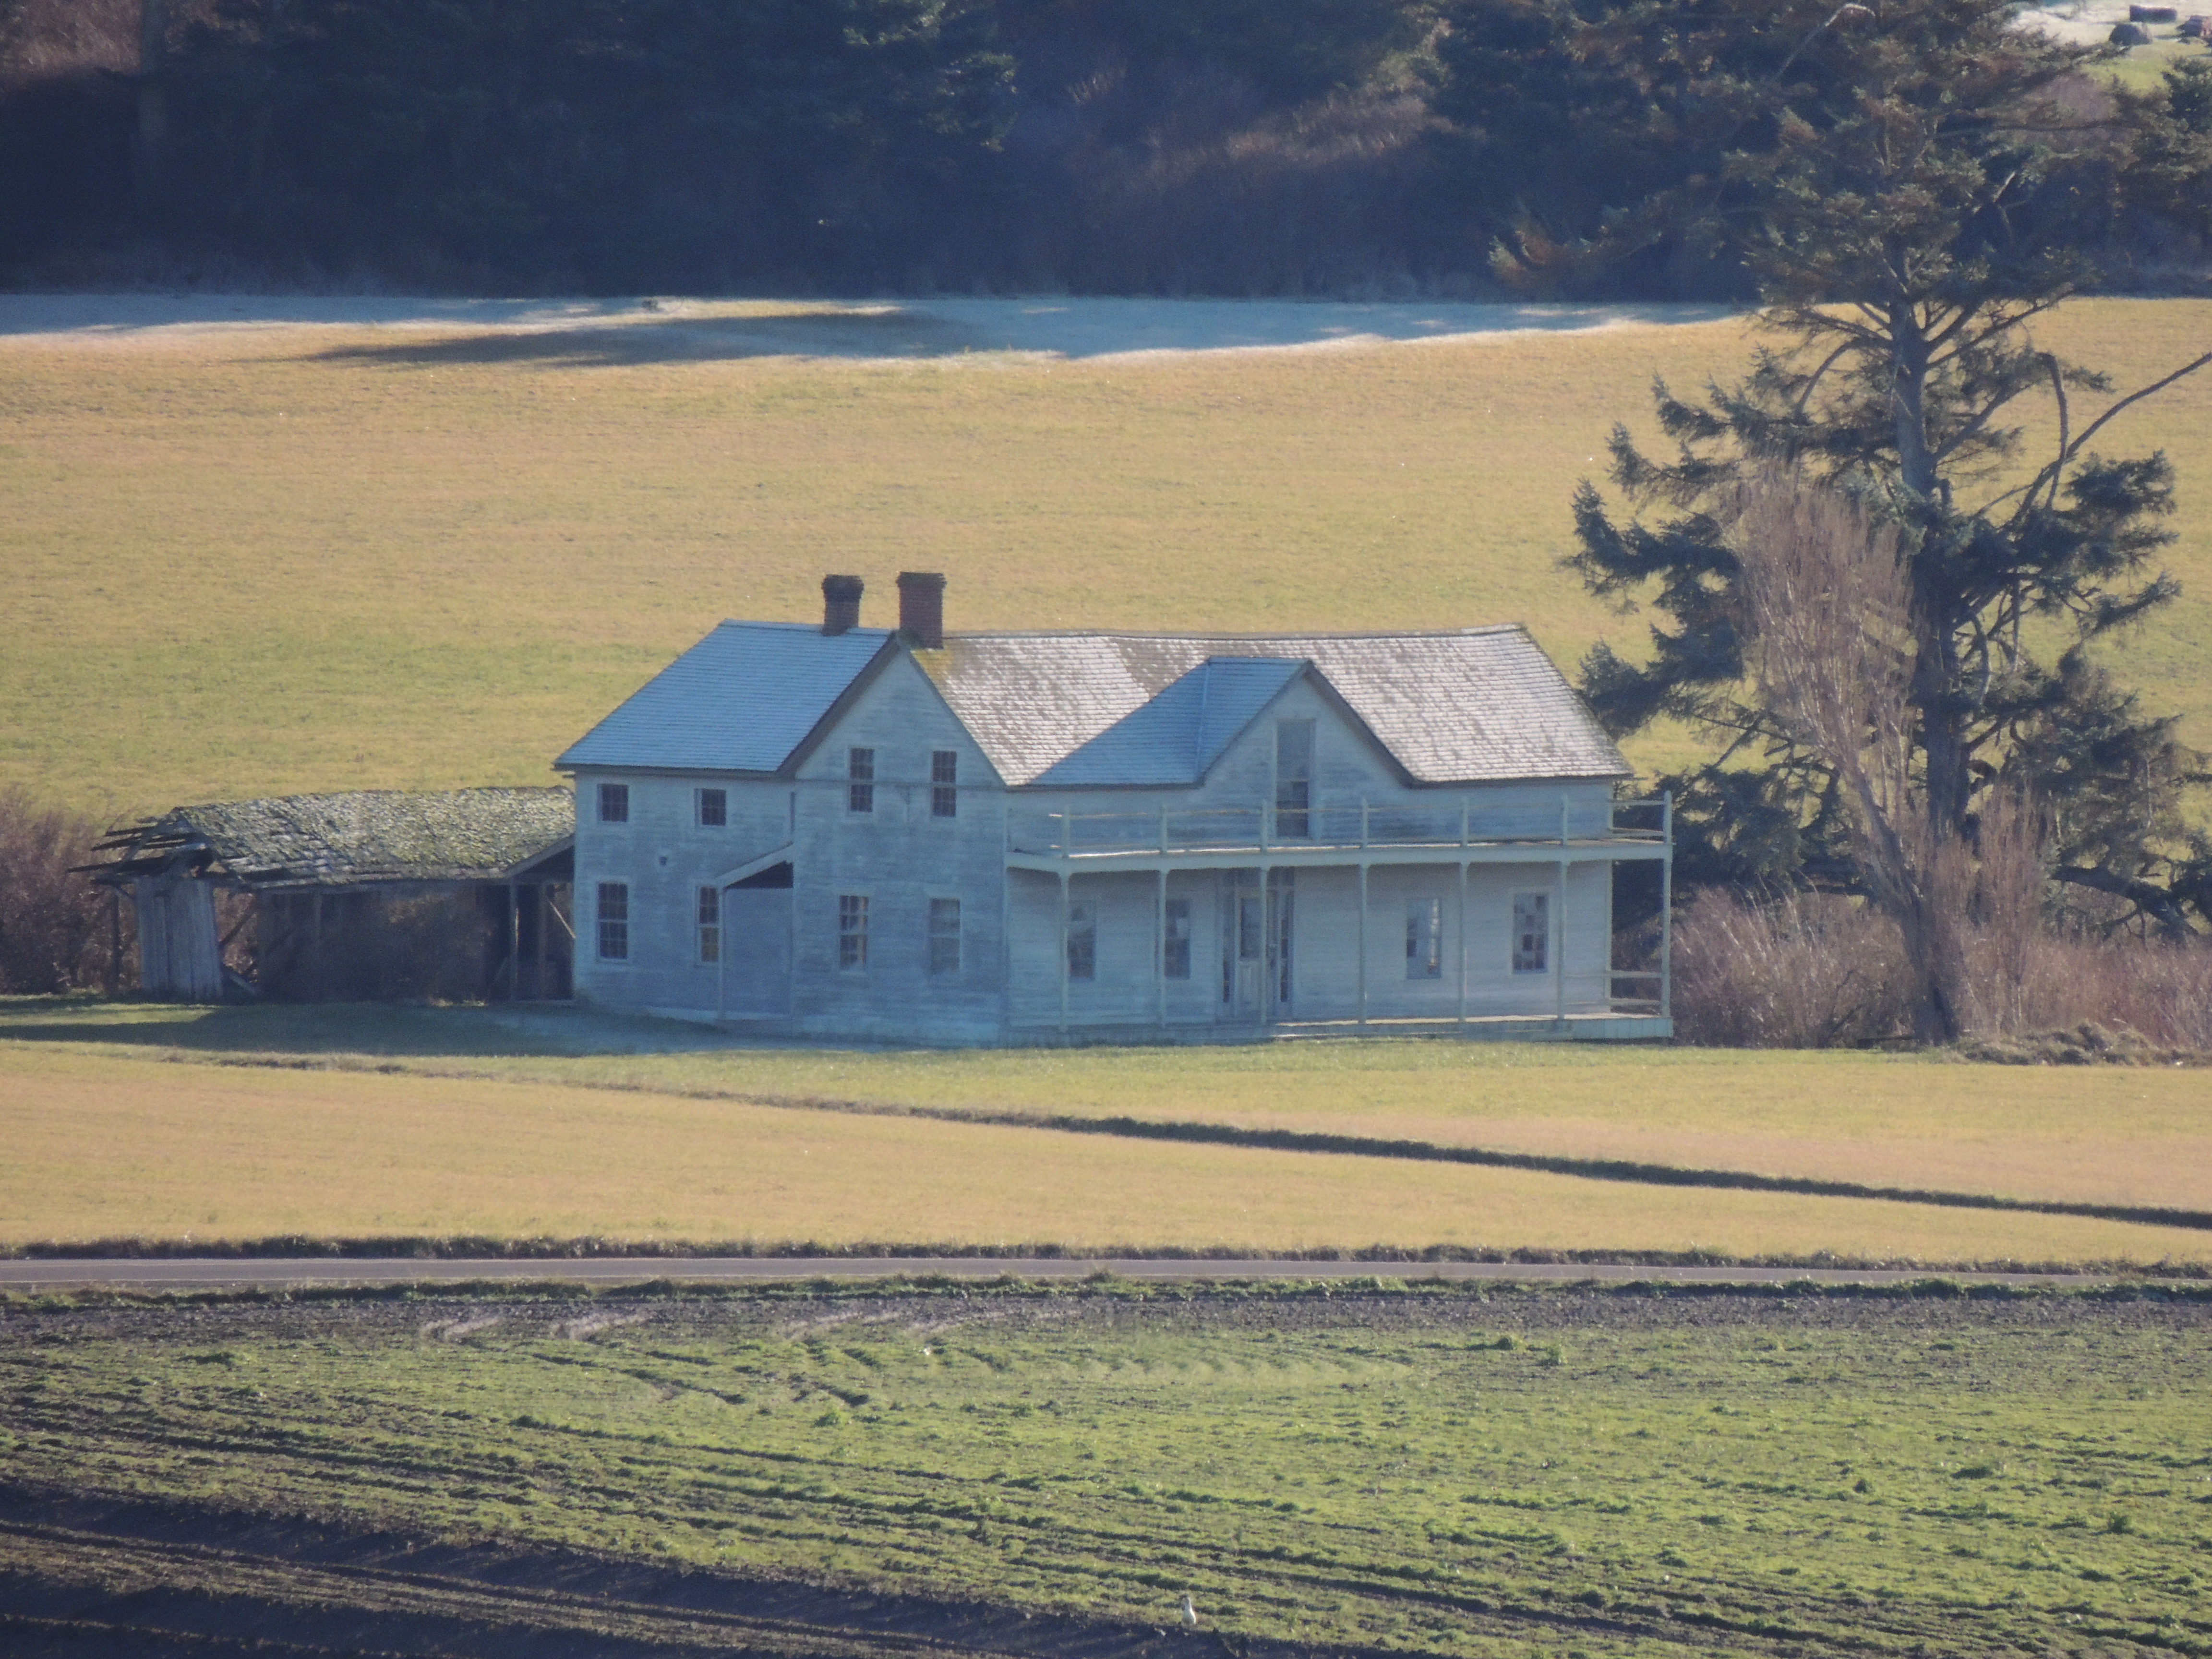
[
  {"x1": 1275, "y1": 720, "x2": 1313, "y2": 839},
  {"x1": 931, "y1": 749, "x2": 958, "y2": 817},
  {"x1": 848, "y1": 748, "x2": 875, "y2": 814},
  {"x1": 697, "y1": 787, "x2": 726, "y2": 827},
  {"x1": 597, "y1": 782, "x2": 629, "y2": 824}
]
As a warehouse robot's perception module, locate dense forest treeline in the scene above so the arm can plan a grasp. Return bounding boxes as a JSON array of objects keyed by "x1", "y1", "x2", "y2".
[{"x1": 3, "y1": 0, "x2": 2208, "y2": 295}]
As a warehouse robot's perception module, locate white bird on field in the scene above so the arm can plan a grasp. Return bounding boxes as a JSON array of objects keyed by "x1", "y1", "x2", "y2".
[{"x1": 1180, "y1": 1594, "x2": 1199, "y2": 1628}]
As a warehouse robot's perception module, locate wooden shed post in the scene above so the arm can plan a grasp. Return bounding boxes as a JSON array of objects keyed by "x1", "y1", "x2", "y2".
[{"x1": 534, "y1": 885, "x2": 549, "y2": 999}]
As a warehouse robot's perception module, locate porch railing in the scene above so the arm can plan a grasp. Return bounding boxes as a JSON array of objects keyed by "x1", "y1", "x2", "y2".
[{"x1": 1006, "y1": 794, "x2": 1669, "y2": 859}]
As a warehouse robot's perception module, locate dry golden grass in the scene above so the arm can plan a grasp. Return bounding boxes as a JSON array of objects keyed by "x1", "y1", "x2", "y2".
[
  {"x1": 1, "y1": 1042, "x2": 2206, "y2": 1263},
  {"x1": 8, "y1": 1002, "x2": 2208, "y2": 1216},
  {"x1": 3, "y1": 300, "x2": 2207, "y2": 817}
]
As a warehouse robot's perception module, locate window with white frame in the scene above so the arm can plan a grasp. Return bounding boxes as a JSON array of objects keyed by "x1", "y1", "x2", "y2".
[
  {"x1": 597, "y1": 782, "x2": 629, "y2": 824},
  {"x1": 837, "y1": 894, "x2": 869, "y2": 970},
  {"x1": 928, "y1": 897, "x2": 962, "y2": 975},
  {"x1": 1275, "y1": 719, "x2": 1313, "y2": 838},
  {"x1": 1067, "y1": 898, "x2": 1097, "y2": 981},
  {"x1": 596, "y1": 882, "x2": 629, "y2": 959},
  {"x1": 697, "y1": 787, "x2": 727, "y2": 827},
  {"x1": 847, "y1": 748, "x2": 875, "y2": 814},
  {"x1": 697, "y1": 886, "x2": 721, "y2": 963},
  {"x1": 1406, "y1": 897, "x2": 1442, "y2": 979},
  {"x1": 1163, "y1": 896, "x2": 1192, "y2": 979},
  {"x1": 931, "y1": 749, "x2": 958, "y2": 817},
  {"x1": 1512, "y1": 892, "x2": 1550, "y2": 974}
]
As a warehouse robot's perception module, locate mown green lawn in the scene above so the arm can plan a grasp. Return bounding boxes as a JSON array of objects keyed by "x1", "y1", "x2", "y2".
[{"x1": 4, "y1": 1282, "x2": 2208, "y2": 1657}]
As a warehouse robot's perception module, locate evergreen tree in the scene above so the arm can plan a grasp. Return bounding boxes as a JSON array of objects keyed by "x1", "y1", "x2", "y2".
[{"x1": 1532, "y1": 0, "x2": 2212, "y2": 955}]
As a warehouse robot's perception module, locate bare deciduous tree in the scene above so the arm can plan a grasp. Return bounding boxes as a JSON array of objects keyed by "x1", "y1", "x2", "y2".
[{"x1": 1731, "y1": 473, "x2": 1973, "y2": 1041}]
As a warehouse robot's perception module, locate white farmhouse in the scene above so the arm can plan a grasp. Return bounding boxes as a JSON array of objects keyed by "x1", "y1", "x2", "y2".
[{"x1": 559, "y1": 574, "x2": 1672, "y2": 1045}]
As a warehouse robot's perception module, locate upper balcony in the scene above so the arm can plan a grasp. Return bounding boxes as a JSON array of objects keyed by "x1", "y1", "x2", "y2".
[{"x1": 1004, "y1": 794, "x2": 1670, "y2": 872}]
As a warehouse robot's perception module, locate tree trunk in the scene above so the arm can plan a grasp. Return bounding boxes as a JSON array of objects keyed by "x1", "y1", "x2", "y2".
[{"x1": 1890, "y1": 305, "x2": 1973, "y2": 844}]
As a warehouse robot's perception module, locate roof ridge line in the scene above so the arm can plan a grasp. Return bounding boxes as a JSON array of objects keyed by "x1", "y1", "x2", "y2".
[{"x1": 926, "y1": 625, "x2": 1528, "y2": 642}]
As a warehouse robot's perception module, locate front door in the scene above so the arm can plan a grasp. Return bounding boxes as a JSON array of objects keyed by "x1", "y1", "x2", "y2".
[
  {"x1": 1220, "y1": 870, "x2": 1293, "y2": 1021},
  {"x1": 1221, "y1": 873, "x2": 1264, "y2": 1019}
]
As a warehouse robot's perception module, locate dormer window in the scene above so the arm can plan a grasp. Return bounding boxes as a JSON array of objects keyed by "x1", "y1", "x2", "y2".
[{"x1": 1275, "y1": 720, "x2": 1312, "y2": 838}]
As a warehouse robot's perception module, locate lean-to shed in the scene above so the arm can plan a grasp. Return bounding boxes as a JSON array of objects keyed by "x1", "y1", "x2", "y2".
[{"x1": 89, "y1": 788, "x2": 575, "y2": 1001}]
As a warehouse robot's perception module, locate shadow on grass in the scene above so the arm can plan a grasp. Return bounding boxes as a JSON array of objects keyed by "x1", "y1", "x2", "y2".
[
  {"x1": 293, "y1": 299, "x2": 1740, "y2": 371},
  {"x1": 301, "y1": 308, "x2": 974, "y2": 369},
  {"x1": 0, "y1": 998, "x2": 750, "y2": 1059}
]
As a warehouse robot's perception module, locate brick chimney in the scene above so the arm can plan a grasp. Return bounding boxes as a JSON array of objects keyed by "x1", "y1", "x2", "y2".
[
  {"x1": 820, "y1": 574, "x2": 863, "y2": 636},
  {"x1": 896, "y1": 571, "x2": 946, "y2": 649}
]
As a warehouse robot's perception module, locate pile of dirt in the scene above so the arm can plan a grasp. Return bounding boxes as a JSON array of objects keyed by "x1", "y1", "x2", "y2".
[{"x1": 1951, "y1": 1021, "x2": 2207, "y2": 1067}]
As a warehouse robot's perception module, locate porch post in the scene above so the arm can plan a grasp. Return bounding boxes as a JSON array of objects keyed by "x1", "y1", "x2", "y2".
[
  {"x1": 1260, "y1": 861, "x2": 1273, "y2": 1027},
  {"x1": 1058, "y1": 868, "x2": 1070, "y2": 1034},
  {"x1": 1660, "y1": 790, "x2": 1674, "y2": 1021},
  {"x1": 508, "y1": 881, "x2": 522, "y2": 1001},
  {"x1": 716, "y1": 886, "x2": 728, "y2": 1021},
  {"x1": 1156, "y1": 866, "x2": 1168, "y2": 1030},
  {"x1": 1356, "y1": 862, "x2": 1369, "y2": 1029},
  {"x1": 1557, "y1": 795, "x2": 1571, "y2": 1031},
  {"x1": 1455, "y1": 860, "x2": 1468, "y2": 1026}
]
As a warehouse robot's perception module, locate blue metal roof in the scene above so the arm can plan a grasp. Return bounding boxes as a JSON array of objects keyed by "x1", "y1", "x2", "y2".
[
  {"x1": 557, "y1": 622, "x2": 892, "y2": 773},
  {"x1": 1031, "y1": 657, "x2": 1306, "y2": 787}
]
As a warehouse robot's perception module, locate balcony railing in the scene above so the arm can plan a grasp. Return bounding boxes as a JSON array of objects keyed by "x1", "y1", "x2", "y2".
[{"x1": 1007, "y1": 795, "x2": 1670, "y2": 859}]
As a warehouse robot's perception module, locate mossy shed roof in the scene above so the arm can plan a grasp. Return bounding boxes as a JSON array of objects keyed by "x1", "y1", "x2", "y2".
[{"x1": 95, "y1": 788, "x2": 574, "y2": 889}]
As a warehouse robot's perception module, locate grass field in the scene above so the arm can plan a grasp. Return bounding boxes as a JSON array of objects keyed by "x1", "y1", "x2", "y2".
[
  {"x1": 4, "y1": 1002, "x2": 2209, "y2": 1263},
  {"x1": 4, "y1": 300, "x2": 2211, "y2": 818},
  {"x1": 4, "y1": 1283, "x2": 2209, "y2": 1657}
]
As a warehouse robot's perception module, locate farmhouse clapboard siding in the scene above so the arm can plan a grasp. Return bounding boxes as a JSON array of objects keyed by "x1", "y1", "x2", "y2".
[{"x1": 559, "y1": 575, "x2": 1671, "y2": 1045}]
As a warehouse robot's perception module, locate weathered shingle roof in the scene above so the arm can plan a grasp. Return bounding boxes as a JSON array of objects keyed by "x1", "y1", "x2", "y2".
[
  {"x1": 100, "y1": 789, "x2": 573, "y2": 887},
  {"x1": 558, "y1": 621, "x2": 893, "y2": 774},
  {"x1": 915, "y1": 627, "x2": 1629, "y2": 786},
  {"x1": 1032, "y1": 657, "x2": 1307, "y2": 786}
]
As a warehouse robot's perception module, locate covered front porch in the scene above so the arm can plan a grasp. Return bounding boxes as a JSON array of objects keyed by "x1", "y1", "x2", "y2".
[{"x1": 1003, "y1": 794, "x2": 1673, "y2": 1040}]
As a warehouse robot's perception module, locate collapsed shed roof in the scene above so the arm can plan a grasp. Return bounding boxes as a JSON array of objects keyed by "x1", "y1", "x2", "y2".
[{"x1": 92, "y1": 788, "x2": 574, "y2": 890}]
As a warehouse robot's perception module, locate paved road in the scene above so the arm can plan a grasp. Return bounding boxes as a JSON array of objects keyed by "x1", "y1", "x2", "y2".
[{"x1": 0, "y1": 1257, "x2": 2146, "y2": 1291}]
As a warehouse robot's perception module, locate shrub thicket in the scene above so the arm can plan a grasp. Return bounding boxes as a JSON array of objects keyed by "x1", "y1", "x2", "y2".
[
  {"x1": 0, "y1": 791, "x2": 126, "y2": 993},
  {"x1": 1674, "y1": 890, "x2": 2212, "y2": 1051}
]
